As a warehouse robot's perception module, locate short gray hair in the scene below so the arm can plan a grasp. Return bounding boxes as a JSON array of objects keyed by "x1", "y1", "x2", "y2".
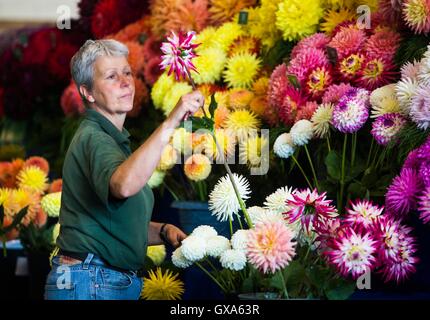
[{"x1": 70, "y1": 39, "x2": 129, "y2": 98}]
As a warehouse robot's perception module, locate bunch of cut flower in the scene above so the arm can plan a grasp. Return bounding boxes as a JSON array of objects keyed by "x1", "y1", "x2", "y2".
[
  {"x1": 170, "y1": 180, "x2": 419, "y2": 299},
  {"x1": 0, "y1": 156, "x2": 62, "y2": 256}
]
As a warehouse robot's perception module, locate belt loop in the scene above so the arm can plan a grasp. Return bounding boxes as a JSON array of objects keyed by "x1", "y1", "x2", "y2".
[{"x1": 82, "y1": 253, "x2": 94, "y2": 270}]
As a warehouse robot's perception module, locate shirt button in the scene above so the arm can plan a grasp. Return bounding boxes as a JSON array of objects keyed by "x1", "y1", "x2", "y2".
[{"x1": 95, "y1": 284, "x2": 99, "y2": 288}]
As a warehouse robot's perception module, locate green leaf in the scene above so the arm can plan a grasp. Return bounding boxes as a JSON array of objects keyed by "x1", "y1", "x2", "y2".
[
  {"x1": 287, "y1": 74, "x2": 301, "y2": 90},
  {"x1": 180, "y1": 116, "x2": 214, "y2": 132},
  {"x1": 345, "y1": 162, "x2": 366, "y2": 182},
  {"x1": 262, "y1": 39, "x2": 295, "y2": 69},
  {"x1": 3, "y1": 206, "x2": 28, "y2": 233},
  {"x1": 325, "y1": 150, "x2": 342, "y2": 181},
  {"x1": 269, "y1": 272, "x2": 285, "y2": 291},
  {"x1": 208, "y1": 94, "x2": 218, "y2": 119},
  {"x1": 347, "y1": 182, "x2": 366, "y2": 199}
]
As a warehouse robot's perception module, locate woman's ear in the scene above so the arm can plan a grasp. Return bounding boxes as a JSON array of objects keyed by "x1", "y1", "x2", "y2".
[{"x1": 79, "y1": 85, "x2": 95, "y2": 103}]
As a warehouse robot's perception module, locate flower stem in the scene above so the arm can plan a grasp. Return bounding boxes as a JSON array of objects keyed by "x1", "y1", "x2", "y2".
[
  {"x1": 163, "y1": 182, "x2": 180, "y2": 201},
  {"x1": 235, "y1": 213, "x2": 244, "y2": 230},
  {"x1": 195, "y1": 261, "x2": 227, "y2": 293},
  {"x1": 339, "y1": 134, "x2": 348, "y2": 213},
  {"x1": 229, "y1": 216, "x2": 233, "y2": 237},
  {"x1": 326, "y1": 136, "x2": 331, "y2": 152},
  {"x1": 186, "y1": 68, "x2": 209, "y2": 119},
  {"x1": 291, "y1": 155, "x2": 313, "y2": 190},
  {"x1": 304, "y1": 145, "x2": 319, "y2": 191},
  {"x1": 366, "y1": 139, "x2": 374, "y2": 169},
  {"x1": 278, "y1": 270, "x2": 289, "y2": 299},
  {"x1": 351, "y1": 132, "x2": 357, "y2": 168}
]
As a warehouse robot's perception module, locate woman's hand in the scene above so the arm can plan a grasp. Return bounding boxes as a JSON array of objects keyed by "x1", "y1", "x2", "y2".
[
  {"x1": 166, "y1": 90, "x2": 205, "y2": 128},
  {"x1": 162, "y1": 224, "x2": 187, "y2": 248}
]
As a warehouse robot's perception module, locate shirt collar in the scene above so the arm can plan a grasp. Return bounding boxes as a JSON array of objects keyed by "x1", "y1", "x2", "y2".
[{"x1": 84, "y1": 108, "x2": 131, "y2": 146}]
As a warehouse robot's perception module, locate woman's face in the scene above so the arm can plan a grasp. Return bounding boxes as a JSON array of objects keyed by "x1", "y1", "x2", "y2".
[{"x1": 89, "y1": 55, "x2": 135, "y2": 114}]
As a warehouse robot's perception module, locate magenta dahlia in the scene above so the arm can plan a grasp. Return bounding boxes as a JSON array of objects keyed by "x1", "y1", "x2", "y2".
[
  {"x1": 322, "y1": 83, "x2": 354, "y2": 104},
  {"x1": 345, "y1": 200, "x2": 384, "y2": 231},
  {"x1": 371, "y1": 113, "x2": 407, "y2": 146},
  {"x1": 278, "y1": 86, "x2": 307, "y2": 126},
  {"x1": 287, "y1": 48, "x2": 330, "y2": 85},
  {"x1": 418, "y1": 185, "x2": 430, "y2": 223},
  {"x1": 290, "y1": 33, "x2": 330, "y2": 60},
  {"x1": 356, "y1": 57, "x2": 398, "y2": 91}
]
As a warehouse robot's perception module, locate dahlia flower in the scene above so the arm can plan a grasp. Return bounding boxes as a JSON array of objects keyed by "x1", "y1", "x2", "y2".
[
  {"x1": 395, "y1": 77, "x2": 419, "y2": 113},
  {"x1": 275, "y1": 0, "x2": 324, "y2": 41},
  {"x1": 151, "y1": 73, "x2": 175, "y2": 110},
  {"x1": 191, "y1": 47, "x2": 227, "y2": 84},
  {"x1": 146, "y1": 245, "x2": 167, "y2": 266},
  {"x1": 311, "y1": 103, "x2": 334, "y2": 138},
  {"x1": 410, "y1": 83, "x2": 430, "y2": 130},
  {"x1": 385, "y1": 168, "x2": 423, "y2": 219},
  {"x1": 290, "y1": 33, "x2": 330, "y2": 59},
  {"x1": 208, "y1": 173, "x2": 251, "y2": 222},
  {"x1": 402, "y1": 0, "x2": 430, "y2": 34},
  {"x1": 220, "y1": 249, "x2": 247, "y2": 271},
  {"x1": 160, "y1": 31, "x2": 199, "y2": 81},
  {"x1": 213, "y1": 22, "x2": 245, "y2": 53},
  {"x1": 305, "y1": 67, "x2": 333, "y2": 99},
  {"x1": 162, "y1": 82, "x2": 193, "y2": 116},
  {"x1": 345, "y1": 200, "x2": 384, "y2": 230},
  {"x1": 371, "y1": 113, "x2": 407, "y2": 146},
  {"x1": 164, "y1": 0, "x2": 209, "y2": 35},
  {"x1": 40, "y1": 192, "x2": 61, "y2": 218},
  {"x1": 16, "y1": 166, "x2": 49, "y2": 194},
  {"x1": 338, "y1": 53, "x2": 365, "y2": 81},
  {"x1": 287, "y1": 48, "x2": 330, "y2": 84},
  {"x1": 325, "y1": 228, "x2": 378, "y2": 279},
  {"x1": 157, "y1": 145, "x2": 178, "y2": 171},
  {"x1": 191, "y1": 225, "x2": 218, "y2": 240},
  {"x1": 401, "y1": 59, "x2": 422, "y2": 80},
  {"x1": 246, "y1": 221, "x2": 296, "y2": 274},
  {"x1": 264, "y1": 186, "x2": 295, "y2": 214},
  {"x1": 206, "y1": 235, "x2": 231, "y2": 258},
  {"x1": 239, "y1": 135, "x2": 269, "y2": 168},
  {"x1": 370, "y1": 84, "x2": 397, "y2": 108},
  {"x1": 278, "y1": 86, "x2": 307, "y2": 126},
  {"x1": 181, "y1": 235, "x2": 207, "y2": 261},
  {"x1": 195, "y1": 27, "x2": 217, "y2": 52},
  {"x1": 332, "y1": 88, "x2": 370, "y2": 133},
  {"x1": 285, "y1": 188, "x2": 338, "y2": 233},
  {"x1": 172, "y1": 128, "x2": 193, "y2": 155},
  {"x1": 209, "y1": 0, "x2": 256, "y2": 24},
  {"x1": 321, "y1": 8, "x2": 355, "y2": 35},
  {"x1": 322, "y1": 83, "x2": 354, "y2": 104},
  {"x1": 273, "y1": 133, "x2": 295, "y2": 159},
  {"x1": 184, "y1": 154, "x2": 212, "y2": 181},
  {"x1": 328, "y1": 27, "x2": 367, "y2": 60},
  {"x1": 290, "y1": 120, "x2": 314, "y2": 146},
  {"x1": 268, "y1": 64, "x2": 288, "y2": 108},
  {"x1": 247, "y1": 1, "x2": 283, "y2": 48},
  {"x1": 141, "y1": 268, "x2": 184, "y2": 300},
  {"x1": 225, "y1": 109, "x2": 260, "y2": 141},
  {"x1": 365, "y1": 29, "x2": 401, "y2": 62},
  {"x1": 228, "y1": 89, "x2": 254, "y2": 110},
  {"x1": 223, "y1": 52, "x2": 261, "y2": 88},
  {"x1": 356, "y1": 57, "x2": 397, "y2": 91},
  {"x1": 228, "y1": 36, "x2": 261, "y2": 57},
  {"x1": 231, "y1": 229, "x2": 250, "y2": 252},
  {"x1": 49, "y1": 179, "x2": 63, "y2": 193},
  {"x1": 247, "y1": 206, "x2": 284, "y2": 226},
  {"x1": 418, "y1": 186, "x2": 430, "y2": 223}
]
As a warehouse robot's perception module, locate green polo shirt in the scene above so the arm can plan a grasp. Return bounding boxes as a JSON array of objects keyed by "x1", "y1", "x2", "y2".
[{"x1": 56, "y1": 108, "x2": 154, "y2": 270}]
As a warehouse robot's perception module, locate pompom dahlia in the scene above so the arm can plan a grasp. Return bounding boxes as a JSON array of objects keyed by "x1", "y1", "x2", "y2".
[
  {"x1": 220, "y1": 249, "x2": 247, "y2": 271},
  {"x1": 208, "y1": 173, "x2": 251, "y2": 222},
  {"x1": 273, "y1": 133, "x2": 295, "y2": 159},
  {"x1": 231, "y1": 229, "x2": 250, "y2": 252},
  {"x1": 325, "y1": 228, "x2": 378, "y2": 279},
  {"x1": 181, "y1": 235, "x2": 207, "y2": 261},
  {"x1": 275, "y1": 0, "x2": 324, "y2": 41},
  {"x1": 371, "y1": 113, "x2": 407, "y2": 146},
  {"x1": 206, "y1": 235, "x2": 231, "y2": 258},
  {"x1": 41, "y1": 192, "x2": 61, "y2": 218},
  {"x1": 284, "y1": 189, "x2": 338, "y2": 233},
  {"x1": 290, "y1": 119, "x2": 314, "y2": 146},
  {"x1": 172, "y1": 247, "x2": 193, "y2": 268},
  {"x1": 184, "y1": 154, "x2": 212, "y2": 181},
  {"x1": 332, "y1": 88, "x2": 370, "y2": 133},
  {"x1": 246, "y1": 221, "x2": 296, "y2": 274},
  {"x1": 385, "y1": 168, "x2": 423, "y2": 219}
]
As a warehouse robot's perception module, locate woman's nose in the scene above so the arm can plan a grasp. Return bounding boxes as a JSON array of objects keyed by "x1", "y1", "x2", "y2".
[{"x1": 120, "y1": 75, "x2": 131, "y2": 87}]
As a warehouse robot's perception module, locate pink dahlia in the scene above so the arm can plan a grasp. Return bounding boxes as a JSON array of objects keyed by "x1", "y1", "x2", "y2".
[
  {"x1": 305, "y1": 67, "x2": 333, "y2": 100},
  {"x1": 290, "y1": 33, "x2": 330, "y2": 60},
  {"x1": 410, "y1": 83, "x2": 430, "y2": 130},
  {"x1": 314, "y1": 217, "x2": 344, "y2": 249},
  {"x1": 372, "y1": 216, "x2": 403, "y2": 262},
  {"x1": 325, "y1": 227, "x2": 378, "y2": 279},
  {"x1": 246, "y1": 221, "x2": 296, "y2": 274},
  {"x1": 332, "y1": 88, "x2": 370, "y2": 133},
  {"x1": 418, "y1": 185, "x2": 430, "y2": 223},
  {"x1": 295, "y1": 101, "x2": 318, "y2": 122},
  {"x1": 400, "y1": 59, "x2": 422, "y2": 79},
  {"x1": 419, "y1": 162, "x2": 430, "y2": 187},
  {"x1": 371, "y1": 113, "x2": 407, "y2": 146},
  {"x1": 160, "y1": 30, "x2": 200, "y2": 81},
  {"x1": 365, "y1": 29, "x2": 401, "y2": 62},
  {"x1": 287, "y1": 48, "x2": 330, "y2": 84},
  {"x1": 385, "y1": 168, "x2": 423, "y2": 219},
  {"x1": 402, "y1": 0, "x2": 430, "y2": 34},
  {"x1": 345, "y1": 200, "x2": 384, "y2": 231},
  {"x1": 322, "y1": 83, "x2": 354, "y2": 104},
  {"x1": 278, "y1": 86, "x2": 307, "y2": 126},
  {"x1": 60, "y1": 81, "x2": 86, "y2": 116},
  {"x1": 284, "y1": 189, "x2": 338, "y2": 234},
  {"x1": 268, "y1": 64, "x2": 289, "y2": 109},
  {"x1": 402, "y1": 148, "x2": 421, "y2": 171},
  {"x1": 356, "y1": 57, "x2": 398, "y2": 91},
  {"x1": 328, "y1": 27, "x2": 367, "y2": 60},
  {"x1": 380, "y1": 232, "x2": 418, "y2": 283}
]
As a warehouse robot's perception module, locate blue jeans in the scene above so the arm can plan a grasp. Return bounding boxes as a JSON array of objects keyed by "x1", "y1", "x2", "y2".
[{"x1": 44, "y1": 253, "x2": 143, "y2": 300}]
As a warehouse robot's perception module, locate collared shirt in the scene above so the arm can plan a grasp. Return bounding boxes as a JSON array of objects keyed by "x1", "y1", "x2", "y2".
[{"x1": 57, "y1": 108, "x2": 154, "y2": 270}]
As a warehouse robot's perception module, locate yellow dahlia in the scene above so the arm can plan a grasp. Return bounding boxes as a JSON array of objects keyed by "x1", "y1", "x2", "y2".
[
  {"x1": 225, "y1": 109, "x2": 260, "y2": 140},
  {"x1": 151, "y1": 73, "x2": 175, "y2": 110},
  {"x1": 311, "y1": 103, "x2": 334, "y2": 138},
  {"x1": 275, "y1": 0, "x2": 324, "y2": 41},
  {"x1": 352, "y1": 0, "x2": 379, "y2": 12},
  {"x1": 247, "y1": 2, "x2": 283, "y2": 48},
  {"x1": 228, "y1": 88, "x2": 254, "y2": 110},
  {"x1": 184, "y1": 154, "x2": 212, "y2": 181},
  {"x1": 17, "y1": 166, "x2": 48, "y2": 194},
  {"x1": 209, "y1": 0, "x2": 257, "y2": 25},
  {"x1": 191, "y1": 47, "x2": 227, "y2": 84},
  {"x1": 205, "y1": 129, "x2": 237, "y2": 162},
  {"x1": 172, "y1": 128, "x2": 193, "y2": 154},
  {"x1": 371, "y1": 97, "x2": 402, "y2": 118},
  {"x1": 0, "y1": 188, "x2": 9, "y2": 207},
  {"x1": 146, "y1": 245, "x2": 167, "y2": 266},
  {"x1": 147, "y1": 170, "x2": 166, "y2": 189},
  {"x1": 252, "y1": 77, "x2": 269, "y2": 96},
  {"x1": 195, "y1": 27, "x2": 218, "y2": 52},
  {"x1": 224, "y1": 53, "x2": 261, "y2": 88},
  {"x1": 41, "y1": 192, "x2": 61, "y2": 218},
  {"x1": 321, "y1": 8, "x2": 356, "y2": 35},
  {"x1": 157, "y1": 145, "x2": 179, "y2": 171},
  {"x1": 3, "y1": 188, "x2": 39, "y2": 226},
  {"x1": 228, "y1": 36, "x2": 261, "y2": 57},
  {"x1": 213, "y1": 22, "x2": 245, "y2": 53},
  {"x1": 141, "y1": 268, "x2": 184, "y2": 300},
  {"x1": 162, "y1": 82, "x2": 193, "y2": 116},
  {"x1": 239, "y1": 134, "x2": 269, "y2": 167}
]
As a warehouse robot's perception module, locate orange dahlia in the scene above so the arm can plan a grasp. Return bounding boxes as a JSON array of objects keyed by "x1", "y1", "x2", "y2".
[
  {"x1": 49, "y1": 179, "x2": 63, "y2": 193},
  {"x1": 209, "y1": 0, "x2": 257, "y2": 25},
  {"x1": 184, "y1": 154, "x2": 212, "y2": 181},
  {"x1": 24, "y1": 156, "x2": 50, "y2": 174}
]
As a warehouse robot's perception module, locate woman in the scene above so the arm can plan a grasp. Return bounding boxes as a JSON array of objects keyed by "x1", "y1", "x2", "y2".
[{"x1": 44, "y1": 39, "x2": 204, "y2": 300}]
